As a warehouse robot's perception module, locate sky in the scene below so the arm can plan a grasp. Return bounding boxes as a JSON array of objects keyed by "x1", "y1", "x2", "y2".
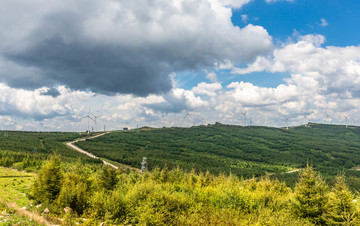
[{"x1": 1, "y1": 0, "x2": 360, "y2": 131}]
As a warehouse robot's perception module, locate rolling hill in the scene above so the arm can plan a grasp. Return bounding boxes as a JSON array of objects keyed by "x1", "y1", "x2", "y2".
[{"x1": 76, "y1": 123, "x2": 360, "y2": 184}]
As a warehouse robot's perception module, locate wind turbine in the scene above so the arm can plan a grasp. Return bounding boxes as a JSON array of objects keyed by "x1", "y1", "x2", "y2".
[
  {"x1": 324, "y1": 112, "x2": 331, "y2": 124},
  {"x1": 344, "y1": 115, "x2": 349, "y2": 128},
  {"x1": 241, "y1": 111, "x2": 247, "y2": 126},
  {"x1": 249, "y1": 117, "x2": 253, "y2": 126},
  {"x1": 285, "y1": 116, "x2": 290, "y2": 130},
  {"x1": 183, "y1": 111, "x2": 191, "y2": 119},
  {"x1": 304, "y1": 115, "x2": 307, "y2": 127},
  {"x1": 90, "y1": 111, "x2": 102, "y2": 132},
  {"x1": 81, "y1": 109, "x2": 94, "y2": 133},
  {"x1": 184, "y1": 110, "x2": 195, "y2": 126}
]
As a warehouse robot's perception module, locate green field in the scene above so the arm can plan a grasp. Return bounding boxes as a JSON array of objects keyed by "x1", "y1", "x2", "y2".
[{"x1": 76, "y1": 123, "x2": 360, "y2": 186}]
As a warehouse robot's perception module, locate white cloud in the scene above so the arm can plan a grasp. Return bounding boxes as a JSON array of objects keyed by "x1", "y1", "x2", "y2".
[
  {"x1": 319, "y1": 18, "x2": 328, "y2": 27},
  {"x1": 232, "y1": 34, "x2": 360, "y2": 99},
  {"x1": 226, "y1": 33, "x2": 360, "y2": 126},
  {"x1": 298, "y1": 34, "x2": 326, "y2": 47},
  {"x1": 241, "y1": 14, "x2": 248, "y2": 23},
  {"x1": 206, "y1": 72, "x2": 218, "y2": 82},
  {"x1": 220, "y1": 0, "x2": 252, "y2": 9},
  {"x1": 226, "y1": 82, "x2": 298, "y2": 106},
  {"x1": 0, "y1": 83, "x2": 94, "y2": 123},
  {"x1": 192, "y1": 82, "x2": 222, "y2": 97},
  {"x1": 1, "y1": 67, "x2": 360, "y2": 131}
]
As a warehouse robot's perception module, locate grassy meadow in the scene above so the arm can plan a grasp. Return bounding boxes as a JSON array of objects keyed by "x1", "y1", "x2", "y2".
[{"x1": 0, "y1": 167, "x2": 48, "y2": 225}]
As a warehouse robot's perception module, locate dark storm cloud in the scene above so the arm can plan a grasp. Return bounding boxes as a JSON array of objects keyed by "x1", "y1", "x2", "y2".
[
  {"x1": 6, "y1": 35, "x2": 173, "y2": 96},
  {"x1": 0, "y1": 0, "x2": 272, "y2": 96}
]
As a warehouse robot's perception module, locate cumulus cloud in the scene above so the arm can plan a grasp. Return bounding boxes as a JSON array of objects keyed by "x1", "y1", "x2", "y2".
[
  {"x1": 145, "y1": 87, "x2": 208, "y2": 113},
  {"x1": 225, "y1": 33, "x2": 360, "y2": 126},
  {"x1": 0, "y1": 0, "x2": 272, "y2": 96},
  {"x1": 192, "y1": 82, "x2": 222, "y2": 97},
  {"x1": 226, "y1": 82, "x2": 298, "y2": 106},
  {"x1": 232, "y1": 34, "x2": 360, "y2": 96},
  {"x1": 0, "y1": 83, "x2": 93, "y2": 120}
]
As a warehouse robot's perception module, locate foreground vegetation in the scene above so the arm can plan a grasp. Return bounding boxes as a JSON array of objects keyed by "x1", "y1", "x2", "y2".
[
  {"x1": 24, "y1": 156, "x2": 360, "y2": 225},
  {"x1": 0, "y1": 203, "x2": 41, "y2": 226},
  {"x1": 0, "y1": 167, "x2": 49, "y2": 225},
  {"x1": 76, "y1": 123, "x2": 360, "y2": 188}
]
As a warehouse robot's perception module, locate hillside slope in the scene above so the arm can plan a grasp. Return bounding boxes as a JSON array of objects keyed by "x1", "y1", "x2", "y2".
[
  {"x1": 76, "y1": 123, "x2": 360, "y2": 180},
  {"x1": 0, "y1": 131, "x2": 101, "y2": 171}
]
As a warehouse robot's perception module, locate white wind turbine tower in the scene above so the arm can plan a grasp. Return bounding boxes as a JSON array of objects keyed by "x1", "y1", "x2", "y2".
[
  {"x1": 184, "y1": 111, "x2": 191, "y2": 119},
  {"x1": 285, "y1": 116, "x2": 290, "y2": 130},
  {"x1": 241, "y1": 111, "x2": 247, "y2": 126},
  {"x1": 304, "y1": 115, "x2": 307, "y2": 127},
  {"x1": 90, "y1": 111, "x2": 102, "y2": 132},
  {"x1": 81, "y1": 109, "x2": 94, "y2": 133},
  {"x1": 324, "y1": 112, "x2": 331, "y2": 124},
  {"x1": 184, "y1": 111, "x2": 195, "y2": 127},
  {"x1": 344, "y1": 115, "x2": 349, "y2": 128}
]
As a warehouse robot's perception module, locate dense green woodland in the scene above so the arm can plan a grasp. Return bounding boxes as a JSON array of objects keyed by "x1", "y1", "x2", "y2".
[
  {"x1": 29, "y1": 156, "x2": 360, "y2": 225},
  {"x1": 0, "y1": 131, "x2": 101, "y2": 171},
  {"x1": 77, "y1": 123, "x2": 360, "y2": 188}
]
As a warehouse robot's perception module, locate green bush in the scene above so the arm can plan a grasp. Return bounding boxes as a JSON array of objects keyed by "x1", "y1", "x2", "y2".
[
  {"x1": 57, "y1": 172, "x2": 89, "y2": 215},
  {"x1": 31, "y1": 154, "x2": 63, "y2": 203},
  {"x1": 293, "y1": 165, "x2": 328, "y2": 224},
  {"x1": 324, "y1": 174, "x2": 360, "y2": 225}
]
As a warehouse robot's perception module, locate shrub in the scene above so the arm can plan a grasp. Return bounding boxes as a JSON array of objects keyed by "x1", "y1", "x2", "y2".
[
  {"x1": 324, "y1": 174, "x2": 360, "y2": 225},
  {"x1": 31, "y1": 154, "x2": 63, "y2": 203},
  {"x1": 57, "y1": 172, "x2": 89, "y2": 215},
  {"x1": 293, "y1": 165, "x2": 328, "y2": 224}
]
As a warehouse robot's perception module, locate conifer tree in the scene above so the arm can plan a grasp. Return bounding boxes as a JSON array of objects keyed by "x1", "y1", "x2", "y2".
[
  {"x1": 325, "y1": 175, "x2": 359, "y2": 225},
  {"x1": 293, "y1": 165, "x2": 328, "y2": 224},
  {"x1": 31, "y1": 154, "x2": 63, "y2": 203},
  {"x1": 97, "y1": 166, "x2": 118, "y2": 190}
]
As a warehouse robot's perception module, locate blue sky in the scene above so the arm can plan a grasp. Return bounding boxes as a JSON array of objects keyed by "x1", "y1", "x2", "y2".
[
  {"x1": 180, "y1": 0, "x2": 360, "y2": 90},
  {"x1": 0, "y1": 0, "x2": 360, "y2": 131},
  {"x1": 230, "y1": 0, "x2": 360, "y2": 88},
  {"x1": 234, "y1": 0, "x2": 360, "y2": 46}
]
